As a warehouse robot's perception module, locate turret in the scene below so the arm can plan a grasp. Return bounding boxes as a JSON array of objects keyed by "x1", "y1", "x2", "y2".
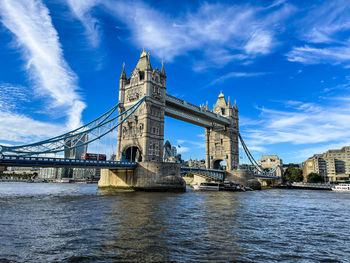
[
  {"x1": 120, "y1": 62, "x2": 126, "y2": 80},
  {"x1": 119, "y1": 63, "x2": 127, "y2": 105},
  {"x1": 161, "y1": 60, "x2": 166, "y2": 76}
]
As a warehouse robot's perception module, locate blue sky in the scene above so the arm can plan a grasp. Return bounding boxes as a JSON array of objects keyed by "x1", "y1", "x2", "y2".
[{"x1": 1, "y1": 0, "x2": 350, "y2": 164}]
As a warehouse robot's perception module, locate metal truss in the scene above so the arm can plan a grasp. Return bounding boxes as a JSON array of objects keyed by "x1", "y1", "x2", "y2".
[
  {"x1": 0, "y1": 97, "x2": 146, "y2": 156},
  {"x1": 239, "y1": 133, "x2": 280, "y2": 176}
]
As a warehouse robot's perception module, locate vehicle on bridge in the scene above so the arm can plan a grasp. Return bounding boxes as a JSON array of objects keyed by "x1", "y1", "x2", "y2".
[{"x1": 81, "y1": 153, "x2": 106, "y2": 161}]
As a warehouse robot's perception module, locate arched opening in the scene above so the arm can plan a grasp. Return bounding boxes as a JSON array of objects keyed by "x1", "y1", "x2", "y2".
[
  {"x1": 213, "y1": 159, "x2": 227, "y2": 170},
  {"x1": 123, "y1": 146, "x2": 142, "y2": 162}
]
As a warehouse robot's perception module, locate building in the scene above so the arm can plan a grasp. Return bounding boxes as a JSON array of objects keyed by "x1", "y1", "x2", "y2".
[
  {"x1": 38, "y1": 133, "x2": 100, "y2": 181},
  {"x1": 163, "y1": 140, "x2": 182, "y2": 163},
  {"x1": 187, "y1": 158, "x2": 206, "y2": 168},
  {"x1": 258, "y1": 155, "x2": 283, "y2": 169},
  {"x1": 303, "y1": 146, "x2": 350, "y2": 182},
  {"x1": 206, "y1": 92, "x2": 239, "y2": 170},
  {"x1": 64, "y1": 133, "x2": 88, "y2": 159},
  {"x1": 258, "y1": 155, "x2": 283, "y2": 177}
]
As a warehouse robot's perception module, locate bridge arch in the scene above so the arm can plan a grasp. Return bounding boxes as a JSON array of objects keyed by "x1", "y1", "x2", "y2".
[
  {"x1": 213, "y1": 159, "x2": 227, "y2": 170},
  {"x1": 122, "y1": 145, "x2": 142, "y2": 162}
]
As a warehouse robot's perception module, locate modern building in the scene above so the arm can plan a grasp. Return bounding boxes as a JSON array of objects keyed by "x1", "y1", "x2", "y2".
[
  {"x1": 163, "y1": 140, "x2": 182, "y2": 163},
  {"x1": 303, "y1": 146, "x2": 350, "y2": 182}
]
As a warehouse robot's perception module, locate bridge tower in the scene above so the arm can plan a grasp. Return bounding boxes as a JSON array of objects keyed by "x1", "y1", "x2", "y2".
[
  {"x1": 205, "y1": 92, "x2": 239, "y2": 170},
  {"x1": 116, "y1": 49, "x2": 166, "y2": 163}
]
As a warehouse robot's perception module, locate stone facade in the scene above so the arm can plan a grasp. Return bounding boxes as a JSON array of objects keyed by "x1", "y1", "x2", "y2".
[
  {"x1": 303, "y1": 146, "x2": 350, "y2": 182},
  {"x1": 258, "y1": 155, "x2": 283, "y2": 177},
  {"x1": 98, "y1": 162, "x2": 185, "y2": 191},
  {"x1": 116, "y1": 50, "x2": 166, "y2": 163},
  {"x1": 205, "y1": 92, "x2": 239, "y2": 170},
  {"x1": 258, "y1": 155, "x2": 283, "y2": 169}
]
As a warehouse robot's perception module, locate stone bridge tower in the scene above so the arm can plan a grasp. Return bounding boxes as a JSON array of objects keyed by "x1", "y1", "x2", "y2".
[
  {"x1": 205, "y1": 92, "x2": 239, "y2": 170},
  {"x1": 116, "y1": 49, "x2": 166, "y2": 162}
]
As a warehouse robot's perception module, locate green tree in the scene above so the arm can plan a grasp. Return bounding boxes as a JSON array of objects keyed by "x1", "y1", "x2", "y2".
[
  {"x1": 284, "y1": 166, "x2": 303, "y2": 182},
  {"x1": 307, "y1": 172, "x2": 323, "y2": 183}
]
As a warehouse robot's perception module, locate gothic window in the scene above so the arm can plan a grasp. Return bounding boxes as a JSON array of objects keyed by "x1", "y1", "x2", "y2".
[
  {"x1": 221, "y1": 108, "x2": 225, "y2": 115},
  {"x1": 139, "y1": 71, "x2": 145, "y2": 80}
]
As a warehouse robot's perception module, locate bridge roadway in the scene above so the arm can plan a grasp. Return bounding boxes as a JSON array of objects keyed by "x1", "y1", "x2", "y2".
[
  {"x1": 180, "y1": 166, "x2": 225, "y2": 181},
  {"x1": 0, "y1": 155, "x2": 136, "y2": 169},
  {"x1": 254, "y1": 174, "x2": 280, "y2": 180},
  {"x1": 0, "y1": 155, "x2": 280, "y2": 182},
  {"x1": 165, "y1": 94, "x2": 231, "y2": 128}
]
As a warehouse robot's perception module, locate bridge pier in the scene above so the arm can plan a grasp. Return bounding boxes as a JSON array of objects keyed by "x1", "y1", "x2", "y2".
[
  {"x1": 225, "y1": 170, "x2": 261, "y2": 190},
  {"x1": 98, "y1": 162, "x2": 186, "y2": 191}
]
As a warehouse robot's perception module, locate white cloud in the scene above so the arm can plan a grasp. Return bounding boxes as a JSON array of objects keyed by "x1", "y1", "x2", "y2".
[
  {"x1": 0, "y1": 84, "x2": 29, "y2": 111},
  {"x1": 92, "y1": 0, "x2": 294, "y2": 69},
  {"x1": 0, "y1": 0, "x2": 86, "y2": 130},
  {"x1": 208, "y1": 71, "x2": 266, "y2": 86},
  {"x1": 176, "y1": 146, "x2": 190, "y2": 154},
  {"x1": 66, "y1": 0, "x2": 101, "y2": 47},
  {"x1": 0, "y1": 111, "x2": 65, "y2": 143},
  {"x1": 241, "y1": 97, "x2": 350, "y2": 160},
  {"x1": 287, "y1": 0, "x2": 350, "y2": 66},
  {"x1": 287, "y1": 45, "x2": 350, "y2": 64}
]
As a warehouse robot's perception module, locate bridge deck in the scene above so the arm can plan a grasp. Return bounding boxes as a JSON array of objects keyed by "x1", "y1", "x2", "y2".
[
  {"x1": 254, "y1": 174, "x2": 280, "y2": 179},
  {"x1": 165, "y1": 94, "x2": 230, "y2": 128},
  {"x1": 0, "y1": 155, "x2": 136, "y2": 169}
]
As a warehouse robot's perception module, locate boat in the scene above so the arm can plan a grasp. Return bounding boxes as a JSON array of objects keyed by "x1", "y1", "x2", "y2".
[
  {"x1": 331, "y1": 183, "x2": 350, "y2": 192},
  {"x1": 194, "y1": 182, "x2": 221, "y2": 191},
  {"x1": 55, "y1": 178, "x2": 71, "y2": 183},
  {"x1": 220, "y1": 181, "x2": 241, "y2": 191},
  {"x1": 194, "y1": 181, "x2": 245, "y2": 191}
]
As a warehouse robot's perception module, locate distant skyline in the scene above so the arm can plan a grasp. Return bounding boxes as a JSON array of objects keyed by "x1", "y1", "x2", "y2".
[{"x1": 1, "y1": 0, "x2": 350, "y2": 163}]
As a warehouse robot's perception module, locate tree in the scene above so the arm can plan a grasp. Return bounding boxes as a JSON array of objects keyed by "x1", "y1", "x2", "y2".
[
  {"x1": 284, "y1": 166, "x2": 303, "y2": 182},
  {"x1": 307, "y1": 172, "x2": 323, "y2": 183}
]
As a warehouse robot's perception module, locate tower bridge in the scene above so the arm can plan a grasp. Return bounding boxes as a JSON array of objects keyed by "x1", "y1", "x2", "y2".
[{"x1": 0, "y1": 50, "x2": 274, "y2": 190}]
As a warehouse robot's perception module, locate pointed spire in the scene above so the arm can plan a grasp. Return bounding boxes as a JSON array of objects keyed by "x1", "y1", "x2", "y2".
[
  {"x1": 161, "y1": 60, "x2": 166, "y2": 76},
  {"x1": 140, "y1": 47, "x2": 147, "y2": 58},
  {"x1": 228, "y1": 96, "x2": 231, "y2": 107},
  {"x1": 136, "y1": 49, "x2": 152, "y2": 70},
  {"x1": 120, "y1": 62, "x2": 126, "y2": 79},
  {"x1": 206, "y1": 101, "x2": 209, "y2": 111},
  {"x1": 146, "y1": 52, "x2": 152, "y2": 70},
  {"x1": 234, "y1": 99, "x2": 237, "y2": 108}
]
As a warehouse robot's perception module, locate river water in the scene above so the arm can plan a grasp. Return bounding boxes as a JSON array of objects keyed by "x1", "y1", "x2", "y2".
[{"x1": 0, "y1": 183, "x2": 349, "y2": 263}]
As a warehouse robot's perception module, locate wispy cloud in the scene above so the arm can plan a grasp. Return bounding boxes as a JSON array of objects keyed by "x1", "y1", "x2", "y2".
[
  {"x1": 287, "y1": 0, "x2": 350, "y2": 66},
  {"x1": 0, "y1": 111, "x2": 65, "y2": 143},
  {"x1": 208, "y1": 72, "x2": 267, "y2": 86},
  {"x1": 94, "y1": 0, "x2": 294, "y2": 70},
  {"x1": 241, "y1": 97, "x2": 350, "y2": 160},
  {"x1": 0, "y1": 83, "x2": 29, "y2": 111},
  {"x1": 287, "y1": 45, "x2": 350, "y2": 65},
  {"x1": 66, "y1": 0, "x2": 101, "y2": 47},
  {"x1": 0, "y1": 0, "x2": 86, "y2": 130}
]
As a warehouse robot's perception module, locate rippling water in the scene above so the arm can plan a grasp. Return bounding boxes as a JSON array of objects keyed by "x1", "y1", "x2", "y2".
[{"x1": 0, "y1": 183, "x2": 349, "y2": 263}]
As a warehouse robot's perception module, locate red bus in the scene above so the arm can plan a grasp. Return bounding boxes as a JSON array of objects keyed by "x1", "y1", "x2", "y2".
[{"x1": 81, "y1": 153, "x2": 106, "y2": 161}]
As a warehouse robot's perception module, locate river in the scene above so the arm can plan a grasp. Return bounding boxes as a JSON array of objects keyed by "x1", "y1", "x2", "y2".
[{"x1": 0, "y1": 183, "x2": 349, "y2": 262}]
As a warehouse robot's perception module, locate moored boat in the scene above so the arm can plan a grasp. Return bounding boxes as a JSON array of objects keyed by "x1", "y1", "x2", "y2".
[
  {"x1": 331, "y1": 183, "x2": 350, "y2": 192},
  {"x1": 55, "y1": 178, "x2": 71, "y2": 183},
  {"x1": 194, "y1": 182, "x2": 220, "y2": 191}
]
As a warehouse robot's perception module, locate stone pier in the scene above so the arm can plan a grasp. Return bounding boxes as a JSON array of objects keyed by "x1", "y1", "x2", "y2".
[
  {"x1": 225, "y1": 169, "x2": 261, "y2": 190},
  {"x1": 98, "y1": 162, "x2": 186, "y2": 191}
]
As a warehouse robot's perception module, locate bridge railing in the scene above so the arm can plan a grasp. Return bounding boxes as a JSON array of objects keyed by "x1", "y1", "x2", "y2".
[{"x1": 0, "y1": 155, "x2": 137, "y2": 168}]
